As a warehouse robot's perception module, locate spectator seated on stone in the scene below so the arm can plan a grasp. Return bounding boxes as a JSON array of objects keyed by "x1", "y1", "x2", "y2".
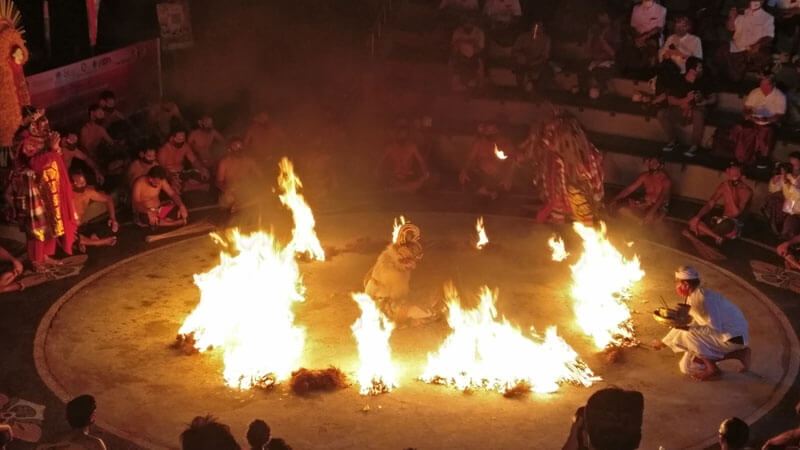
[
  {"x1": 157, "y1": 128, "x2": 210, "y2": 194},
  {"x1": 37, "y1": 394, "x2": 107, "y2": 450},
  {"x1": 512, "y1": 21, "x2": 552, "y2": 93},
  {"x1": 773, "y1": 151, "x2": 800, "y2": 240},
  {"x1": 658, "y1": 15, "x2": 702, "y2": 74},
  {"x1": 767, "y1": 0, "x2": 800, "y2": 52},
  {"x1": 376, "y1": 124, "x2": 430, "y2": 193},
  {"x1": 620, "y1": 0, "x2": 666, "y2": 77},
  {"x1": 449, "y1": 41, "x2": 485, "y2": 91},
  {"x1": 61, "y1": 131, "x2": 104, "y2": 186},
  {"x1": 610, "y1": 156, "x2": 672, "y2": 224},
  {"x1": 718, "y1": 417, "x2": 750, "y2": 450},
  {"x1": 657, "y1": 57, "x2": 717, "y2": 157},
  {"x1": 451, "y1": 15, "x2": 485, "y2": 57},
  {"x1": 80, "y1": 103, "x2": 114, "y2": 165},
  {"x1": 686, "y1": 162, "x2": 753, "y2": 246},
  {"x1": 180, "y1": 415, "x2": 240, "y2": 450},
  {"x1": 729, "y1": 73, "x2": 786, "y2": 167},
  {"x1": 574, "y1": 10, "x2": 621, "y2": 99},
  {"x1": 458, "y1": 121, "x2": 514, "y2": 200},
  {"x1": 715, "y1": 0, "x2": 774, "y2": 84},
  {"x1": 561, "y1": 388, "x2": 644, "y2": 450},
  {"x1": 127, "y1": 146, "x2": 159, "y2": 188},
  {"x1": 762, "y1": 160, "x2": 795, "y2": 235},
  {"x1": 98, "y1": 89, "x2": 126, "y2": 129},
  {"x1": 188, "y1": 114, "x2": 225, "y2": 173},
  {"x1": 772, "y1": 53, "x2": 800, "y2": 127},
  {"x1": 71, "y1": 171, "x2": 118, "y2": 252}
]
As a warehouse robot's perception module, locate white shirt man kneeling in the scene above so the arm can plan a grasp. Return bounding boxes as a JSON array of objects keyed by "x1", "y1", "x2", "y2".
[{"x1": 653, "y1": 266, "x2": 751, "y2": 381}]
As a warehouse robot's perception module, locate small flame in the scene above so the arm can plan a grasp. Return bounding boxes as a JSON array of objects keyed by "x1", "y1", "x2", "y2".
[
  {"x1": 420, "y1": 284, "x2": 597, "y2": 394},
  {"x1": 494, "y1": 144, "x2": 508, "y2": 160},
  {"x1": 278, "y1": 157, "x2": 325, "y2": 261},
  {"x1": 178, "y1": 230, "x2": 306, "y2": 389},
  {"x1": 392, "y1": 216, "x2": 407, "y2": 243},
  {"x1": 568, "y1": 222, "x2": 644, "y2": 349},
  {"x1": 351, "y1": 293, "x2": 399, "y2": 395},
  {"x1": 548, "y1": 235, "x2": 568, "y2": 261},
  {"x1": 476, "y1": 217, "x2": 489, "y2": 249}
]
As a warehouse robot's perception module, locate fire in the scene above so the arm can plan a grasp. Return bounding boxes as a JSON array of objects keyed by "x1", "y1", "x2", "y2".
[
  {"x1": 494, "y1": 143, "x2": 508, "y2": 160},
  {"x1": 420, "y1": 284, "x2": 597, "y2": 394},
  {"x1": 391, "y1": 215, "x2": 407, "y2": 243},
  {"x1": 567, "y1": 222, "x2": 644, "y2": 349},
  {"x1": 278, "y1": 157, "x2": 325, "y2": 261},
  {"x1": 476, "y1": 217, "x2": 489, "y2": 249},
  {"x1": 351, "y1": 293, "x2": 399, "y2": 395},
  {"x1": 548, "y1": 235, "x2": 568, "y2": 261},
  {"x1": 178, "y1": 229, "x2": 306, "y2": 389}
]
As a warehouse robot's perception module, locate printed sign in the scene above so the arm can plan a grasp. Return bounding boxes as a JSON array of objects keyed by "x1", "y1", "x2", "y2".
[{"x1": 157, "y1": 1, "x2": 194, "y2": 50}]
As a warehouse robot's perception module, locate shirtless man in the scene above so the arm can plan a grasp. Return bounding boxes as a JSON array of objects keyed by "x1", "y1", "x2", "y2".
[
  {"x1": 126, "y1": 147, "x2": 158, "y2": 188},
  {"x1": 375, "y1": 126, "x2": 430, "y2": 193},
  {"x1": 188, "y1": 115, "x2": 224, "y2": 171},
  {"x1": 216, "y1": 138, "x2": 262, "y2": 211},
  {"x1": 131, "y1": 166, "x2": 188, "y2": 228},
  {"x1": 157, "y1": 129, "x2": 210, "y2": 194},
  {"x1": 458, "y1": 122, "x2": 514, "y2": 199},
  {"x1": 61, "y1": 132, "x2": 104, "y2": 186},
  {"x1": 37, "y1": 395, "x2": 107, "y2": 450},
  {"x1": 71, "y1": 172, "x2": 118, "y2": 251},
  {"x1": 686, "y1": 163, "x2": 753, "y2": 245},
  {"x1": 79, "y1": 104, "x2": 114, "y2": 162},
  {"x1": 611, "y1": 156, "x2": 671, "y2": 224}
]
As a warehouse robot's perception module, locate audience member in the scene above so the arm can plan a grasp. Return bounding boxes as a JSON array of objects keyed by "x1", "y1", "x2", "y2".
[
  {"x1": 451, "y1": 15, "x2": 485, "y2": 56},
  {"x1": 157, "y1": 128, "x2": 210, "y2": 194},
  {"x1": 98, "y1": 90, "x2": 125, "y2": 129},
  {"x1": 71, "y1": 172, "x2": 118, "y2": 251},
  {"x1": 61, "y1": 132, "x2": 104, "y2": 186},
  {"x1": 768, "y1": 0, "x2": 800, "y2": 52},
  {"x1": 761, "y1": 423, "x2": 800, "y2": 448},
  {"x1": 610, "y1": 156, "x2": 671, "y2": 223},
  {"x1": 449, "y1": 41, "x2": 485, "y2": 91},
  {"x1": 512, "y1": 22, "x2": 551, "y2": 93},
  {"x1": 778, "y1": 151, "x2": 800, "y2": 238},
  {"x1": 188, "y1": 115, "x2": 225, "y2": 172},
  {"x1": 621, "y1": 0, "x2": 666, "y2": 76},
  {"x1": 482, "y1": 0, "x2": 521, "y2": 26},
  {"x1": 131, "y1": 166, "x2": 188, "y2": 229},
  {"x1": 576, "y1": 10, "x2": 620, "y2": 99},
  {"x1": 719, "y1": 417, "x2": 750, "y2": 450},
  {"x1": 0, "y1": 245, "x2": 23, "y2": 292},
  {"x1": 266, "y1": 439, "x2": 292, "y2": 450},
  {"x1": 127, "y1": 147, "x2": 159, "y2": 188},
  {"x1": 80, "y1": 104, "x2": 114, "y2": 163},
  {"x1": 376, "y1": 124, "x2": 430, "y2": 193},
  {"x1": 561, "y1": 387, "x2": 644, "y2": 450},
  {"x1": 180, "y1": 415, "x2": 240, "y2": 450},
  {"x1": 246, "y1": 419, "x2": 270, "y2": 450},
  {"x1": 762, "y1": 161, "x2": 794, "y2": 234},
  {"x1": 216, "y1": 137, "x2": 263, "y2": 211},
  {"x1": 716, "y1": 0, "x2": 774, "y2": 83},
  {"x1": 659, "y1": 16, "x2": 702, "y2": 74},
  {"x1": 459, "y1": 122, "x2": 514, "y2": 200},
  {"x1": 37, "y1": 394, "x2": 107, "y2": 449},
  {"x1": 730, "y1": 73, "x2": 786, "y2": 166},
  {"x1": 685, "y1": 162, "x2": 752, "y2": 245}
]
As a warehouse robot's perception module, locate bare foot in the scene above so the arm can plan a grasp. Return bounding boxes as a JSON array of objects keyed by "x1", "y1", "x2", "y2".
[
  {"x1": 651, "y1": 339, "x2": 665, "y2": 350},
  {"x1": 98, "y1": 236, "x2": 117, "y2": 247}
]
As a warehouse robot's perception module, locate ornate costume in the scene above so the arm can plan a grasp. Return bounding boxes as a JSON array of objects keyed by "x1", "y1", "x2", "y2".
[{"x1": 0, "y1": 1, "x2": 29, "y2": 154}]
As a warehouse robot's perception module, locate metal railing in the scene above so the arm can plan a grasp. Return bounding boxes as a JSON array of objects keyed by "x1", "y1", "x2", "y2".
[{"x1": 367, "y1": 0, "x2": 394, "y2": 57}]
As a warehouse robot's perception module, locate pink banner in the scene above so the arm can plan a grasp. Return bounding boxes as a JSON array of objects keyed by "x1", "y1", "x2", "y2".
[{"x1": 28, "y1": 39, "x2": 161, "y2": 131}]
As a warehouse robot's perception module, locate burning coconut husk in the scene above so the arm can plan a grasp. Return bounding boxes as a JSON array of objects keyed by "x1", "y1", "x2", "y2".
[
  {"x1": 289, "y1": 367, "x2": 348, "y2": 395},
  {"x1": 351, "y1": 293, "x2": 399, "y2": 395}
]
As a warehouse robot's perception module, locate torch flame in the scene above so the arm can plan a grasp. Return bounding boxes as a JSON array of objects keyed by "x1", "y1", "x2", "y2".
[
  {"x1": 178, "y1": 229, "x2": 306, "y2": 389},
  {"x1": 420, "y1": 284, "x2": 597, "y2": 394},
  {"x1": 351, "y1": 293, "x2": 399, "y2": 395},
  {"x1": 568, "y1": 222, "x2": 644, "y2": 349},
  {"x1": 392, "y1": 216, "x2": 407, "y2": 243},
  {"x1": 476, "y1": 217, "x2": 489, "y2": 249},
  {"x1": 548, "y1": 235, "x2": 568, "y2": 262},
  {"x1": 494, "y1": 144, "x2": 508, "y2": 160},
  {"x1": 278, "y1": 157, "x2": 325, "y2": 261}
]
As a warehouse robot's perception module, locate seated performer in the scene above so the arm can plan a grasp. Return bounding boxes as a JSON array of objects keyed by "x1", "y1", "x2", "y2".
[
  {"x1": 777, "y1": 232, "x2": 800, "y2": 271},
  {"x1": 131, "y1": 166, "x2": 188, "y2": 229},
  {"x1": 653, "y1": 266, "x2": 750, "y2": 381},
  {"x1": 375, "y1": 125, "x2": 430, "y2": 193},
  {"x1": 364, "y1": 222, "x2": 445, "y2": 327},
  {"x1": 157, "y1": 128, "x2": 210, "y2": 194},
  {"x1": 685, "y1": 163, "x2": 752, "y2": 245},
  {"x1": 126, "y1": 147, "x2": 158, "y2": 188},
  {"x1": 216, "y1": 138, "x2": 262, "y2": 211},
  {"x1": 610, "y1": 156, "x2": 671, "y2": 224},
  {"x1": 458, "y1": 122, "x2": 514, "y2": 200},
  {"x1": 71, "y1": 172, "x2": 118, "y2": 251}
]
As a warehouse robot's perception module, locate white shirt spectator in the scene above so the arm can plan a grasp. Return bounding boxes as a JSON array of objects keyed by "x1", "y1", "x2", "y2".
[
  {"x1": 439, "y1": 0, "x2": 479, "y2": 10},
  {"x1": 483, "y1": 0, "x2": 521, "y2": 23},
  {"x1": 730, "y1": 8, "x2": 774, "y2": 53},
  {"x1": 659, "y1": 33, "x2": 703, "y2": 72},
  {"x1": 630, "y1": 1, "x2": 666, "y2": 35},
  {"x1": 452, "y1": 26, "x2": 485, "y2": 53},
  {"x1": 745, "y1": 86, "x2": 787, "y2": 118},
  {"x1": 767, "y1": 0, "x2": 800, "y2": 10}
]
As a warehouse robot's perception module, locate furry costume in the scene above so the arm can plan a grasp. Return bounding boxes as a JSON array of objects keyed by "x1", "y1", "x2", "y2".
[{"x1": 0, "y1": 1, "x2": 29, "y2": 150}]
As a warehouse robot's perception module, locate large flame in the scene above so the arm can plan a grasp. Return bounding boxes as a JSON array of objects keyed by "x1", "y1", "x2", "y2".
[
  {"x1": 548, "y1": 235, "x2": 568, "y2": 262},
  {"x1": 420, "y1": 284, "x2": 597, "y2": 394},
  {"x1": 351, "y1": 293, "x2": 399, "y2": 395},
  {"x1": 476, "y1": 217, "x2": 489, "y2": 249},
  {"x1": 178, "y1": 230, "x2": 306, "y2": 389},
  {"x1": 278, "y1": 157, "x2": 325, "y2": 261},
  {"x1": 568, "y1": 222, "x2": 644, "y2": 349},
  {"x1": 392, "y1": 216, "x2": 407, "y2": 243}
]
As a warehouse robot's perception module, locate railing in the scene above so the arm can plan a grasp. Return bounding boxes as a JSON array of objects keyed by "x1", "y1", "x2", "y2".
[{"x1": 367, "y1": 0, "x2": 394, "y2": 57}]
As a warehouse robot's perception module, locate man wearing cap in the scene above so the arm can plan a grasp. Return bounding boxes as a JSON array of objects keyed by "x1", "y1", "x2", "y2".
[{"x1": 653, "y1": 266, "x2": 751, "y2": 380}]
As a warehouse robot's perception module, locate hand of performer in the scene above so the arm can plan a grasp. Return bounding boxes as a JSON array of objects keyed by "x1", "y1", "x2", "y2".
[
  {"x1": 178, "y1": 205, "x2": 189, "y2": 220},
  {"x1": 108, "y1": 218, "x2": 119, "y2": 233},
  {"x1": 147, "y1": 210, "x2": 160, "y2": 226}
]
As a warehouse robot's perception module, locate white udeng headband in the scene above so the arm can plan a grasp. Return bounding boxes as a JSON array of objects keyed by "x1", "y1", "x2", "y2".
[{"x1": 675, "y1": 266, "x2": 700, "y2": 280}]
